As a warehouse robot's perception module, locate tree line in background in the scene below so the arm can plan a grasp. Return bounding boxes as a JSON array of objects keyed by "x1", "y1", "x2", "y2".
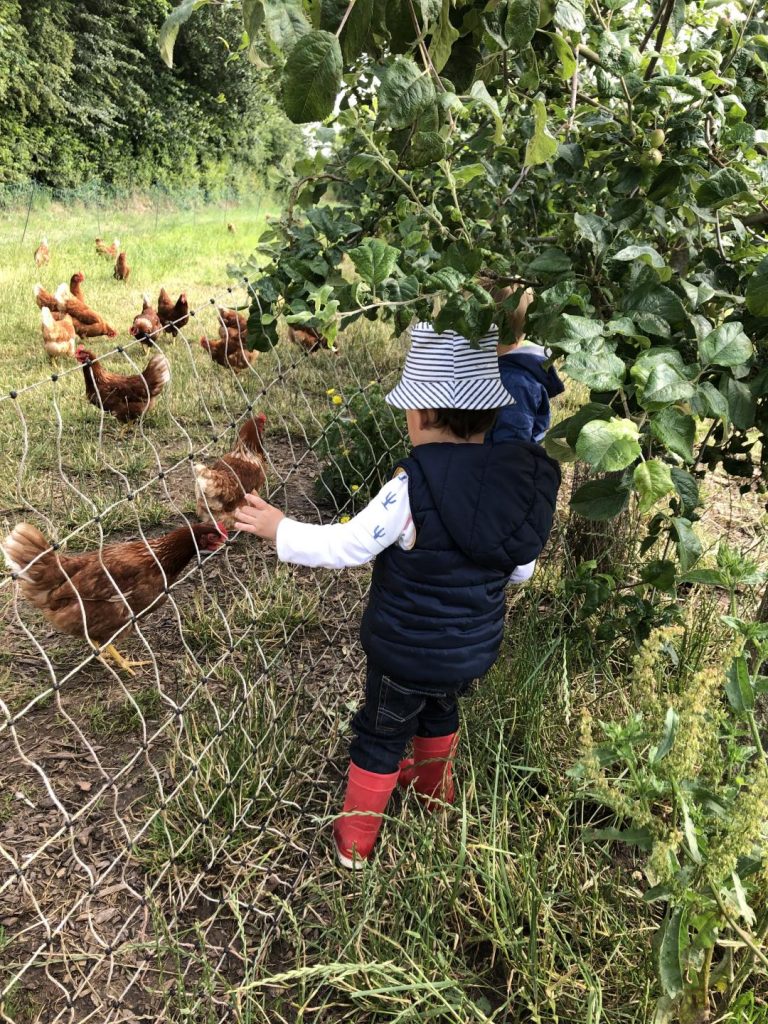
[{"x1": 0, "y1": 0, "x2": 302, "y2": 196}]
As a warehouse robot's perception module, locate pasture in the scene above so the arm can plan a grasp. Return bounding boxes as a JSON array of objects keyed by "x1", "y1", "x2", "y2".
[{"x1": 0, "y1": 199, "x2": 765, "y2": 1023}]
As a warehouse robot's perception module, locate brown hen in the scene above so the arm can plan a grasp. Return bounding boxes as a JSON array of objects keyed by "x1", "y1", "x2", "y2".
[
  {"x1": 56, "y1": 284, "x2": 117, "y2": 338},
  {"x1": 129, "y1": 295, "x2": 163, "y2": 347},
  {"x1": 41, "y1": 308, "x2": 77, "y2": 360},
  {"x1": 158, "y1": 289, "x2": 190, "y2": 336},
  {"x1": 200, "y1": 335, "x2": 257, "y2": 373},
  {"x1": 2, "y1": 521, "x2": 227, "y2": 673},
  {"x1": 76, "y1": 346, "x2": 170, "y2": 423},
  {"x1": 194, "y1": 414, "x2": 267, "y2": 527}
]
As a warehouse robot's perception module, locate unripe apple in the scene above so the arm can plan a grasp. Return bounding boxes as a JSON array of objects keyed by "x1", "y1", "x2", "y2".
[
  {"x1": 649, "y1": 128, "x2": 665, "y2": 148},
  {"x1": 644, "y1": 148, "x2": 663, "y2": 166}
]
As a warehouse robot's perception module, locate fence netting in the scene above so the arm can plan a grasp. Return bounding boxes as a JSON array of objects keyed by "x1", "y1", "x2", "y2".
[{"x1": 0, "y1": 280, "x2": 409, "y2": 1022}]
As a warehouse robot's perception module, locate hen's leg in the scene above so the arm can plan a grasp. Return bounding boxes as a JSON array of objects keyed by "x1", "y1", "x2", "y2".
[{"x1": 99, "y1": 643, "x2": 151, "y2": 676}]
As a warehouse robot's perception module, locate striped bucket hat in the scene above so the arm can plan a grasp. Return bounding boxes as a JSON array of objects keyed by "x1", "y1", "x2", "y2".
[{"x1": 386, "y1": 322, "x2": 514, "y2": 410}]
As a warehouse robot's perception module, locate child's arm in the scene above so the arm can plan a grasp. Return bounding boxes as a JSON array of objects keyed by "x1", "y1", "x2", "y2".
[{"x1": 234, "y1": 474, "x2": 414, "y2": 569}]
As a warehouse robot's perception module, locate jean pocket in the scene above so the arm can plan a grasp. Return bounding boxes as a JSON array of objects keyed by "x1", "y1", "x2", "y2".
[{"x1": 375, "y1": 675, "x2": 426, "y2": 734}]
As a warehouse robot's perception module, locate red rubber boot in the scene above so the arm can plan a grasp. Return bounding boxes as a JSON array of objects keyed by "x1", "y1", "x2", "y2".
[
  {"x1": 333, "y1": 762, "x2": 399, "y2": 869},
  {"x1": 397, "y1": 733, "x2": 459, "y2": 808}
]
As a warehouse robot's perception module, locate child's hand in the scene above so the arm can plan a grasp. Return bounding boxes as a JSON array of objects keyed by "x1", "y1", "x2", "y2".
[{"x1": 234, "y1": 494, "x2": 285, "y2": 542}]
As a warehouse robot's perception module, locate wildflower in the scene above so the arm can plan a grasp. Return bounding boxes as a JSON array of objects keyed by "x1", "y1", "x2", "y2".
[
  {"x1": 709, "y1": 766, "x2": 768, "y2": 882},
  {"x1": 351, "y1": 485, "x2": 359, "y2": 493},
  {"x1": 326, "y1": 388, "x2": 336, "y2": 396},
  {"x1": 341, "y1": 448, "x2": 350, "y2": 456},
  {"x1": 339, "y1": 515, "x2": 351, "y2": 524},
  {"x1": 332, "y1": 395, "x2": 343, "y2": 405}
]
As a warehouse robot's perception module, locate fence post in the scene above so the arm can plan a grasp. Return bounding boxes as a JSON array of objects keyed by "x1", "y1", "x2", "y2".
[{"x1": 21, "y1": 183, "x2": 34, "y2": 245}]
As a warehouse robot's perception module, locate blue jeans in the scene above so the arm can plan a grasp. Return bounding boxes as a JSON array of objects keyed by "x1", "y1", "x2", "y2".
[{"x1": 349, "y1": 663, "x2": 474, "y2": 775}]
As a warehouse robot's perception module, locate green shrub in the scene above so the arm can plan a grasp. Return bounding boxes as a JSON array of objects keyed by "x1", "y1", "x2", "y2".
[{"x1": 315, "y1": 384, "x2": 409, "y2": 513}]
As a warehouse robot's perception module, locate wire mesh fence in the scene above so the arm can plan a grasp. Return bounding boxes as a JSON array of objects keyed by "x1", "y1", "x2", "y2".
[{"x1": 0, "y1": 277, "x2": 409, "y2": 1022}]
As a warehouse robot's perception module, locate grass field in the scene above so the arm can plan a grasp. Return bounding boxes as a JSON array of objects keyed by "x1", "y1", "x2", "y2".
[{"x1": 0, "y1": 200, "x2": 765, "y2": 1023}]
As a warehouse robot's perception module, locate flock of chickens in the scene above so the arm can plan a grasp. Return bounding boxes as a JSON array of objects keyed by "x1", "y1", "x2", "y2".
[{"x1": 1, "y1": 233, "x2": 313, "y2": 675}]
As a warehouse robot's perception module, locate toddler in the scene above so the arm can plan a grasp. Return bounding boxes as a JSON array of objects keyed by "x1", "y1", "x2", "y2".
[{"x1": 235, "y1": 323, "x2": 561, "y2": 868}]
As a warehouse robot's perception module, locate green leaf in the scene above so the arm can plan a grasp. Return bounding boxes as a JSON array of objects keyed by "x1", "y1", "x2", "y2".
[
  {"x1": 725, "y1": 655, "x2": 754, "y2": 713},
  {"x1": 641, "y1": 559, "x2": 677, "y2": 590},
  {"x1": 571, "y1": 477, "x2": 631, "y2": 520},
  {"x1": 527, "y1": 247, "x2": 572, "y2": 274},
  {"x1": 658, "y1": 908, "x2": 685, "y2": 999},
  {"x1": 468, "y1": 81, "x2": 504, "y2": 144},
  {"x1": 650, "y1": 408, "x2": 695, "y2": 463},
  {"x1": 699, "y1": 322, "x2": 752, "y2": 368},
  {"x1": 282, "y1": 30, "x2": 342, "y2": 123},
  {"x1": 638, "y1": 360, "x2": 696, "y2": 407},
  {"x1": 320, "y1": 0, "x2": 374, "y2": 62},
  {"x1": 576, "y1": 417, "x2": 641, "y2": 472},
  {"x1": 653, "y1": 707, "x2": 679, "y2": 762},
  {"x1": 549, "y1": 31, "x2": 576, "y2": 78},
  {"x1": 243, "y1": 0, "x2": 265, "y2": 39},
  {"x1": 264, "y1": 0, "x2": 310, "y2": 49},
  {"x1": 679, "y1": 793, "x2": 701, "y2": 864},
  {"x1": 624, "y1": 282, "x2": 686, "y2": 324},
  {"x1": 429, "y1": 0, "x2": 460, "y2": 72},
  {"x1": 379, "y1": 55, "x2": 437, "y2": 129},
  {"x1": 407, "y1": 131, "x2": 447, "y2": 167},
  {"x1": 672, "y1": 518, "x2": 702, "y2": 572},
  {"x1": 524, "y1": 94, "x2": 558, "y2": 167},
  {"x1": 695, "y1": 167, "x2": 749, "y2": 209},
  {"x1": 613, "y1": 244, "x2": 665, "y2": 269},
  {"x1": 584, "y1": 827, "x2": 653, "y2": 850},
  {"x1": 634, "y1": 460, "x2": 674, "y2": 512},
  {"x1": 349, "y1": 238, "x2": 400, "y2": 292},
  {"x1": 670, "y1": 468, "x2": 700, "y2": 517},
  {"x1": 573, "y1": 212, "x2": 608, "y2": 252},
  {"x1": 554, "y1": 0, "x2": 585, "y2": 33},
  {"x1": 452, "y1": 162, "x2": 487, "y2": 185},
  {"x1": 159, "y1": 0, "x2": 210, "y2": 67},
  {"x1": 723, "y1": 378, "x2": 756, "y2": 430},
  {"x1": 563, "y1": 351, "x2": 625, "y2": 390},
  {"x1": 505, "y1": 0, "x2": 541, "y2": 51},
  {"x1": 745, "y1": 255, "x2": 768, "y2": 316},
  {"x1": 692, "y1": 381, "x2": 730, "y2": 423}
]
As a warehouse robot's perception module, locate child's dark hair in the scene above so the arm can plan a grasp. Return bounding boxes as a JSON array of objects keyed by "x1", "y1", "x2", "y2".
[{"x1": 429, "y1": 407, "x2": 498, "y2": 439}]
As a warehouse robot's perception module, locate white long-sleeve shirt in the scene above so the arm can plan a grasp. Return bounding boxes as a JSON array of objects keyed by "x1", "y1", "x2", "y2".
[{"x1": 275, "y1": 472, "x2": 536, "y2": 584}]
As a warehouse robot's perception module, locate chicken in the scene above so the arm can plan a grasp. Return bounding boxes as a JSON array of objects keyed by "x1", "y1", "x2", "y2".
[
  {"x1": 41, "y1": 307, "x2": 77, "y2": 360},
  {"x1": 75, "y1": 346, "x2": 171, "y2": 423},
  {"x1": 70, "y1": 271, "x2": 86, "y2": 303},
  {"x1": 55, "y1": 284, "x2": 117, "y2": 339},
  {"x1": 2, "y1": 520, "x2": 227, "y2": 674},
  {"x1": 96, "y1": 237, "x2": 119, "y2": 259},
  {"x1": 114, "y1": 251, "x2": 130, "y2": 281},
  {"x1": 129, "y1": 294, "x2": 163, "y2": 347},
  {"x1": 200, "y1": 335, "x2": 257, "y2": 373},
  {"x1": 217, "y1": 307, "x2": 248, "y2": 344},
  {"x1": 194, "y1": 414, "x2": 267, "y2": 527},
  {"x1": 157, "y1": 288, "x2": 190, "y2": 336},
  {"x1": 34, "y1": 237, "x2": 50, "y2": 268},
  {"x1": 227, "y1": 222, "x2": 236, "y2": 234},
  {"x1": 287, "y1": 324, "x2": 334, "y2": 354},
  {"x1": 34, "y1": 283, "x2": 59, "y2": 312}
]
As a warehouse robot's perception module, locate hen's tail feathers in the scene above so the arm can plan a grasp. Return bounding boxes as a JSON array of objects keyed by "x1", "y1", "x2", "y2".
[
  {"x1": 2, "y1": 523, "x2": 53, "y2": 581},
  {"x1": 41, "y1": 306, "x2": 54, "y2": 328},
  {"x1": 142, "y1": 354, "x2": 171, "y2": 396}
]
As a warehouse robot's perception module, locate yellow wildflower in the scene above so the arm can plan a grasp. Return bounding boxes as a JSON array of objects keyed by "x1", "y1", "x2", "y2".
[
  {"x1": 326, "y1": 388, "x2": 336, "y2": 396},
  {"x1": 351, "y1": 485, "x2": 359, "y2": 493},
  {"x1": 339, "y1": 515, "x2": 351, "y2": 524},
  {"x1": 332, "y1": 395, "x2": 343, "y2": 405}
]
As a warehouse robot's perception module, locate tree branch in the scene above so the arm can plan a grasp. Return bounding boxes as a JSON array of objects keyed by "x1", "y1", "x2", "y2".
[{"x1": 644, "y1": 0, "x2": 676, "y2": 80}]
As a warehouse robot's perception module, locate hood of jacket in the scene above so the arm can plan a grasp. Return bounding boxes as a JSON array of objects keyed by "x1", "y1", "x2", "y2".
[{"x1": 408, "y1": 441, "x2": 561, "y2": 573}]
